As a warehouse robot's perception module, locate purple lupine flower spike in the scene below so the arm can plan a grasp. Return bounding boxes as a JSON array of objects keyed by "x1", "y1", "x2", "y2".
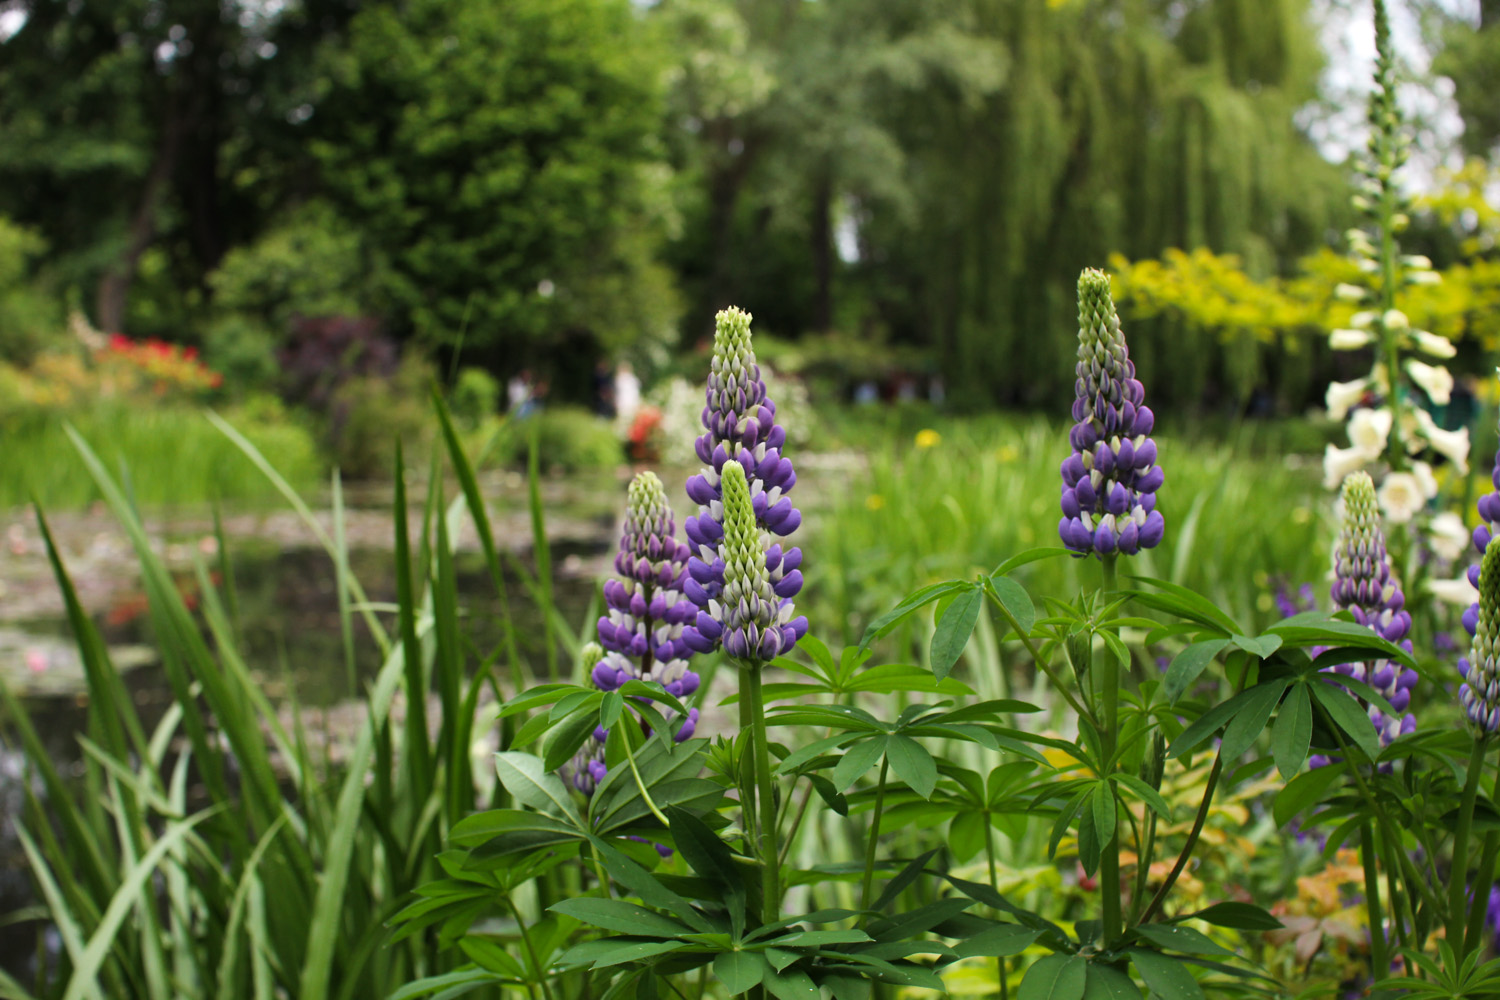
[
  {"x1": 1457, "y1": 449, "x2": 1500, "y2": 686},
  {"x1": 1059, "y1": 268, "x2": 1165, "y2": 558},
  {"x1": 1330, "y1": 472, "x2": 1416, "y2": 748},
  {"x1": 569, "y1": 473, "x2": 702, "y2": 796},
  {"x1": 1461, "y1": 536, "x2": 1500, "y2": 733},
  {"x1": 567, "y1": 643, "x2": 611, "y2": 794},
  {"x1": 682, "y1": 308, "x2": 807, "y2": 659}
]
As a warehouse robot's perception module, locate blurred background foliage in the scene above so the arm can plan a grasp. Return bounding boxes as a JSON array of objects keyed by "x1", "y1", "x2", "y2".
[{"x1": 0, "y1": 0, "x2": 1497, "y2": 421}]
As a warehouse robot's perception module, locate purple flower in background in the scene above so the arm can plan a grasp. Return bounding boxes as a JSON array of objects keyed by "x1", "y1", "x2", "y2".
[
  {"x1": 682, "y1": 308, "x2": 807, "y2": 660},
  {"x1": 1461, "y1": 536, "x2": 1500, "y2": 732},
  {"x1": 1457, "y1": 452, "x2": 1500, "y2": 690},
  {"x1": 1327, "y1": 472, "x2": 1416, "y2": 749},
  {"x1": 569, "y1": 472, "x2": 701, "y2": 795},
  {"x1": 1058, "y1": 268, "x2": 1165, "y2": 558}
]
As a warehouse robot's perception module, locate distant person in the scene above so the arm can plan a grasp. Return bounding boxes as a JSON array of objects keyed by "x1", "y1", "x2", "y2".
[
  {"x1": 507, "y1": 368, "x2": 532, "y2": 414},
  {"x1": 593, "y1": 360, "x2": 617, "y2": 418},
  {"x1": 614, "y1": 361, "x2": 642, "y2": 426}
]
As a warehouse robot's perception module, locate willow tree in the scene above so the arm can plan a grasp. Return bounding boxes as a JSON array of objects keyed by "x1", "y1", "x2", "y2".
[{"x1": 872, "y1": 0, "x2": 1350, "y2": 409}]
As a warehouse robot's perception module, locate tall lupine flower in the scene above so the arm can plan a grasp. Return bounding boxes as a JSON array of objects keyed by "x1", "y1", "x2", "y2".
[
  {"x1": 568, "y1": 643, "x2": 610, "y2": 794},
  {"x1": 1328, "y1": 472, "x2": 1416, "y2": 748},
  {"x1": 682, "y1": 308, "x2": 807, "y2": 659},
  {"x1": 1058, "y1": 268, "x2": 1165, "y2": 557},
  {"x1": 570, "y1": 473, "x2": 700, "y2": 799},
  {"x1": 1460, "y1": 536, "x2": 1500, "y2": 733}
]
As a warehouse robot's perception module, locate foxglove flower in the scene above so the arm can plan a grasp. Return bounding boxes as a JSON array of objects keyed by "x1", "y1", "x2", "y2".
[
  {"x1": 1328, "y1": 472, "x2": 1416, "y2": 748},
  {"x1": 682, "y1": 307, "x2": 807, "y2": 658},
  {"x1": 1058, "y1": 268, "x2": 1164, "y2": 557}
]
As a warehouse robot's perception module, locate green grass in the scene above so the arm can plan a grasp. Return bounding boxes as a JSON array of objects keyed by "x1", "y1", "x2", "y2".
[
  {"x1": 807, "y1": 413, "x2": 1333, "y2": 655},
  {"x1": 0, "y1": 404, "x2": 323, "y2": 510}
]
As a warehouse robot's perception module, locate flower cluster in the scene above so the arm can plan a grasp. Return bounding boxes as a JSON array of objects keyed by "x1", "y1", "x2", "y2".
[
  {"x1": 1320, "y1": 0, "x2": 1467, "y2": 519},
  {"x1": 1460, "y1": 535, "x2": 1500, "y2": 733},
  {"x1": 1058, "y1": 268, "x2": 1165, "y2": 557},
  {"x1": 1326, "y1": 473, "x2": 1416, "y2": 748},
  {"x1": 681, "y1": 308, "x2": 807, "y2": 661},
  {"x1": 568, "y1": 472, "x2": 700, "y2": 795},
  {"x1": 98, "y1": 333, "x2": 224, "y2": 393}
]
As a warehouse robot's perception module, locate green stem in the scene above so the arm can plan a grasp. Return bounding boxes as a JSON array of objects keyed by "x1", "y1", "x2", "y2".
[
  {"x1": 1362, "y1": 823, "x2": 1389, "y2": 982},
  {"x1": 1379, "y1": 833, "x2": 1412, "y2": 972},
  {"x1": 1451, "y1": 742, "x2": 1489, "y2": 961},
  {"x1": 1466, "y1": 746, "x2": 1500, "y2": 956},
  {"x1": 1140, "y1": 753, "x2": 1223, "y2": 924},
  {"x1": 1132, "y1": 809, "x2": 1159, "y2": 925},
  {"x1": 983, "y1": 590, "x2": 1097, "y2": 729},
  {"x1": 746, "y1": 663, "x2": 781, "y2": 921},
  {"x1": 860, "y1": 756, "x2": 891, "y2": 913},
  {"x1": 779, "y1": 779, "x2": 816, "y2": 868},
  {"x1": 738, "y1": 668, "x2": 758, "y2": 860},
  {"x1": 985, "y1": 817, "x2": 1006, "y2": 1000},
  {"x1": 1098, "y1": 554, "x2": 1122, "y2": 947},
  {"x1": 622, "y1": 726, "x2": 670, "y2": 828},
  {"x1": 508, "y1": 897, "x2": 556, "y2": 1000}
]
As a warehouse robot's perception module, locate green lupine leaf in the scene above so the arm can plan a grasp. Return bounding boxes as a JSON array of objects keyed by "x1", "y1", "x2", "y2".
[
  {"x1": 1218, "y1": 680, "x2": 1291, "y2": 763},
  {"x1": 1084, "y1": 963, "x2": 1143, "y2": 1000},
  {"x1": 987, "y1": 575, "x2": 1038, "y2": 635},
  {"x1": 494, "y1": 752, "x2": 583, "y2": 825},
  {"x1": 1019, "y1": 954, "x2": 1088, "y2": 1000},
  {"x1": 952, "y1": 924, "x2": 1041, "y2": 958},
  {"x1": 1270, "y1": 683, "x2": 1313, "y2": 779},
  {"x1": 860, "y1": 581, "x2": 974, "y2": 650},
  {"x1": 1175, "y1": 902, "x2": 1282, "y2": 931},
  {"x1": 1162, "y1": 640, "x2": 1230, "y2": 704},
  {"x1": 885, "y1": 735, "x2": 938, "y2": 799},
  {"x1": 832, "y1": 738, "x2": 888, "y2": 792},
  {"x1": 1133, "y1": 924, "x2": 1234, "y2": 957},
  {"x1": 714, "y1": 952, "x2": 768, "y2": 995},
  {"x1": 1128, "y1": 949, "x2": 1205, "y2": 1000},
  {"x1": 931, "y1": 586, "x2": 984, "y2": 681},
  {"x1": 1272, "y1": 763, "x2": 1347, "y2": 827},
  {"x1": 1310, "y1": 680, "x2": 1381, "y2": 760},
  {"x1": 547, "y1": 898, "x2": 688, "y2": 938}
]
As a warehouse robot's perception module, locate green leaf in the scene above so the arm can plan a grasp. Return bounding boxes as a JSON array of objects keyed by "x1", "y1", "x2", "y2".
[
  {"x1": 1090, "y1": 782, "x2": 1117, "y2": 846},
  {"x1": 931, "y1": 586, "x2": 984, "y2": 681},
  {"x1": 1270, "y1": 683, "x2": 1313, "y2": 779},
  {"x1": 1018, "y1": 954, "x2": 1088, "y2": 1000},
  {"x1": 952, "y1": 925, "x2": 1041, "y2": 958},
  {"x1": 846, "y1": 663, "x2": 975, "y2": 696},
  {"x1": 992, "y1": 547, "x2": 1071, "y2": 578},
  {"x1": 1112, "y1": 774, "x2": 1172, "y2": 821},
  {"x1": 1230, "y1": 634, "x2": 1283, "y2": 659},
  {"x1": 590, "y1": 940, "x2": 688, "y2": 969},
  {"x1": 987, "y1": 575, "x2": 1038, "y2": 635},
  {"x1": 542, "y1": 709, "x2": 601, "y2": 773},
  {"x1": 763, "y1": 967, "x2": 819, "y2": 1000},
  {"x1": 1168, "y1": 687, "x2": 1257, "y2": 759},
  {"x1": 1124, "y1": 577, "x2": 1239, "y2": 634},
  {"x1": 548, "y1": 898, "x2": 689, "y2": 938},
  {"x1": 885, "y1": 735, "x2": 937, "y2": 799},
  {"x1": 1162, "y1": 640, "x2": 1229, "y2": 704},
  {"x1": 494, "y1": 752, "x2": 583, "y2": 825},
  {"x1": 832, "y1": 738, "x2": 887, "y2": 793},
  {"x1": 1084, "y1": 964, "x2": 1143, "y2": 1000},
  {"x1": 1218, "y1": 680, "x2": 1291, "y2": 763},
  {"x1": 860, "y1": 580, "x2": 974, "y2": 650},
  {"x1": 1128, "y1": 949, "x2": 1205, "y2": 1000},
  {"x1": 1175, "y1": 902, "x2": 1283, "y2": 931},
  {"x1": 1310, "y1": 680, "x2": 1381, "y2": 760},
  {"x1": 1133, "y1": 925, "x2": 1234, "y2": 957},
  {"x1": 867, "y1": 898, "x2": 974, "y2": 942},
  {"x1": 1272, "y1": 763, "x2": 1347, "y2": 827},
  {"x1": 715, "y1": 952, "x2": 768, "y2": 995}
]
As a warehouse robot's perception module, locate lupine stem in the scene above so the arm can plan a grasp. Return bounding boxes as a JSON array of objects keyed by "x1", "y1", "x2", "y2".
[
  {"x1": 1140, "y1": 753, "x2": 1222, "y2": 925},
  {"x1": 1098, "y1": 553, "x2": 1122, "y2": 947},
  {"x1": 1451, "y1": 743, "x2": 1489, "y2": 960},
  {"x1": 622, "y1": 726, "x2": 671, "y2": 828},
  {"x1": 861, "y1": 756, "x2": 891, "y2": 913},
  {"x1": 738, "y1": 669, "x2": 759, "y2": 862},
  {"x1": 1465, "y1": 744, "x2": 1499, "y2": 955},
  {"x1": 746, "y1": 662, "x2": 781, "y2": 921},
  {"x1": 1362, "y1": 823, "x2": 1389, "y2": 981}
]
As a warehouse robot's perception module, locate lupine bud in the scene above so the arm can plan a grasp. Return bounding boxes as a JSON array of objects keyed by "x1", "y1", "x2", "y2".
[
  {"x1": 1461, "y1": 536, "x2": 1500, "y2": 733},
  {"x1": 1058, "y1": 268, "x2": 1165, "y2": 558},
  {"x1": 1331, "y1": 472, "x2": 1416, "y2": 747},
  {"x1": 691, "y1": 461, "x2": 804, "y2": 662},
  {"x1": 682, "y1": 308, "x2": 807, "y2": 657}
]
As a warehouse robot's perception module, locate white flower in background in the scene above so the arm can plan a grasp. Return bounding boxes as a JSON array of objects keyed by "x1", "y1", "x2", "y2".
[
  {"x1": 1335, "y1": 283, "x2": 1369, "y2": 301},
  {"x1": 1429, "y1": 511, "x2": 1471, "y2": 562},
  {"x1": 1324, "y1": 444, "x2": 1372, "y2": 489},
  {"x1": 1350, "y1": 310, "x2": 1378, "y2": 329},
  {"x1": 1383, "y1": 309, "x2": 1410, "y2": 331},
  {"x1": 1412, "y1": 460, "x2": 1438, "y2": 499},
  {"x1": 1326, "y1": 378, "x2": 1369, "y2": 421},
  {"x1": 1412, "y1": 408, "x2": 1470, "y2": 474},
  {"x1": 1330, "y1": 328, "x2": 1376, "y2": 350},
  {"x1": 1348, "y1": 407, "x2": 1393, "y2": 456},
  {"x1": 1411, "y1": 329, "x2": 1457, "y2": 358},
  {"x1": 1405, "y1": 359, "x2": 1453, "y2": 404},
  {"x1": 1378, "y1": 472, "x2": 1426, "y2": 523},
  {"x1": 1428, "y1": 574, "x2": 1479, "y2": 606}
]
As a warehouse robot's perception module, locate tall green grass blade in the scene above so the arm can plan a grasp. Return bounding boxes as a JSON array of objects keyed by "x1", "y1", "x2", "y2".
[
  {"x1": 527, "y1": 420, "x2": 559, "y2": 682},
  {"x1": 332, "y1": 470, "x2": 358, "y2": 698},
  {"x1": 15, "y1": 825, "x2": 105, "y2": 1000},
  {"x1": 216, "y1": 815, "x2": 290, "y2": 999},
  {"x1": 392, "y1": 439, "x2": 433, "y2": 808},
  {"x1": 207, "y1": 409, "x2": 391, "y2": 657}
]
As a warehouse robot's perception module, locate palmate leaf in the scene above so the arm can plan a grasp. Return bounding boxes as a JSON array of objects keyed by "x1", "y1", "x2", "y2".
[
  {"x1": 1162, "y1": 640, "x2": 1230, "y2": 704},
  {"x1": 715, "y1": 952, "x2": 769, "y2": 995}
]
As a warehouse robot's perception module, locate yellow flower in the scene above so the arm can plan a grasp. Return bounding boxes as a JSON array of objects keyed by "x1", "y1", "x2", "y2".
[
  {"x1": 915, "y1": 429, "x2": 941, "y2": 449},
  {"x1": 865, "y1": 494, "x2": 886, "y2": 511}
]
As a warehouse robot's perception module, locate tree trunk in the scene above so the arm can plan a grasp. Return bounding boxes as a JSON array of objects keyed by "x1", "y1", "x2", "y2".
[
  {"x1": 96, "y1": 109, "x2": 181, "y2": 333},
  {"x1": 810, "y1": 164, "x2": 833, "y2": 333}
]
